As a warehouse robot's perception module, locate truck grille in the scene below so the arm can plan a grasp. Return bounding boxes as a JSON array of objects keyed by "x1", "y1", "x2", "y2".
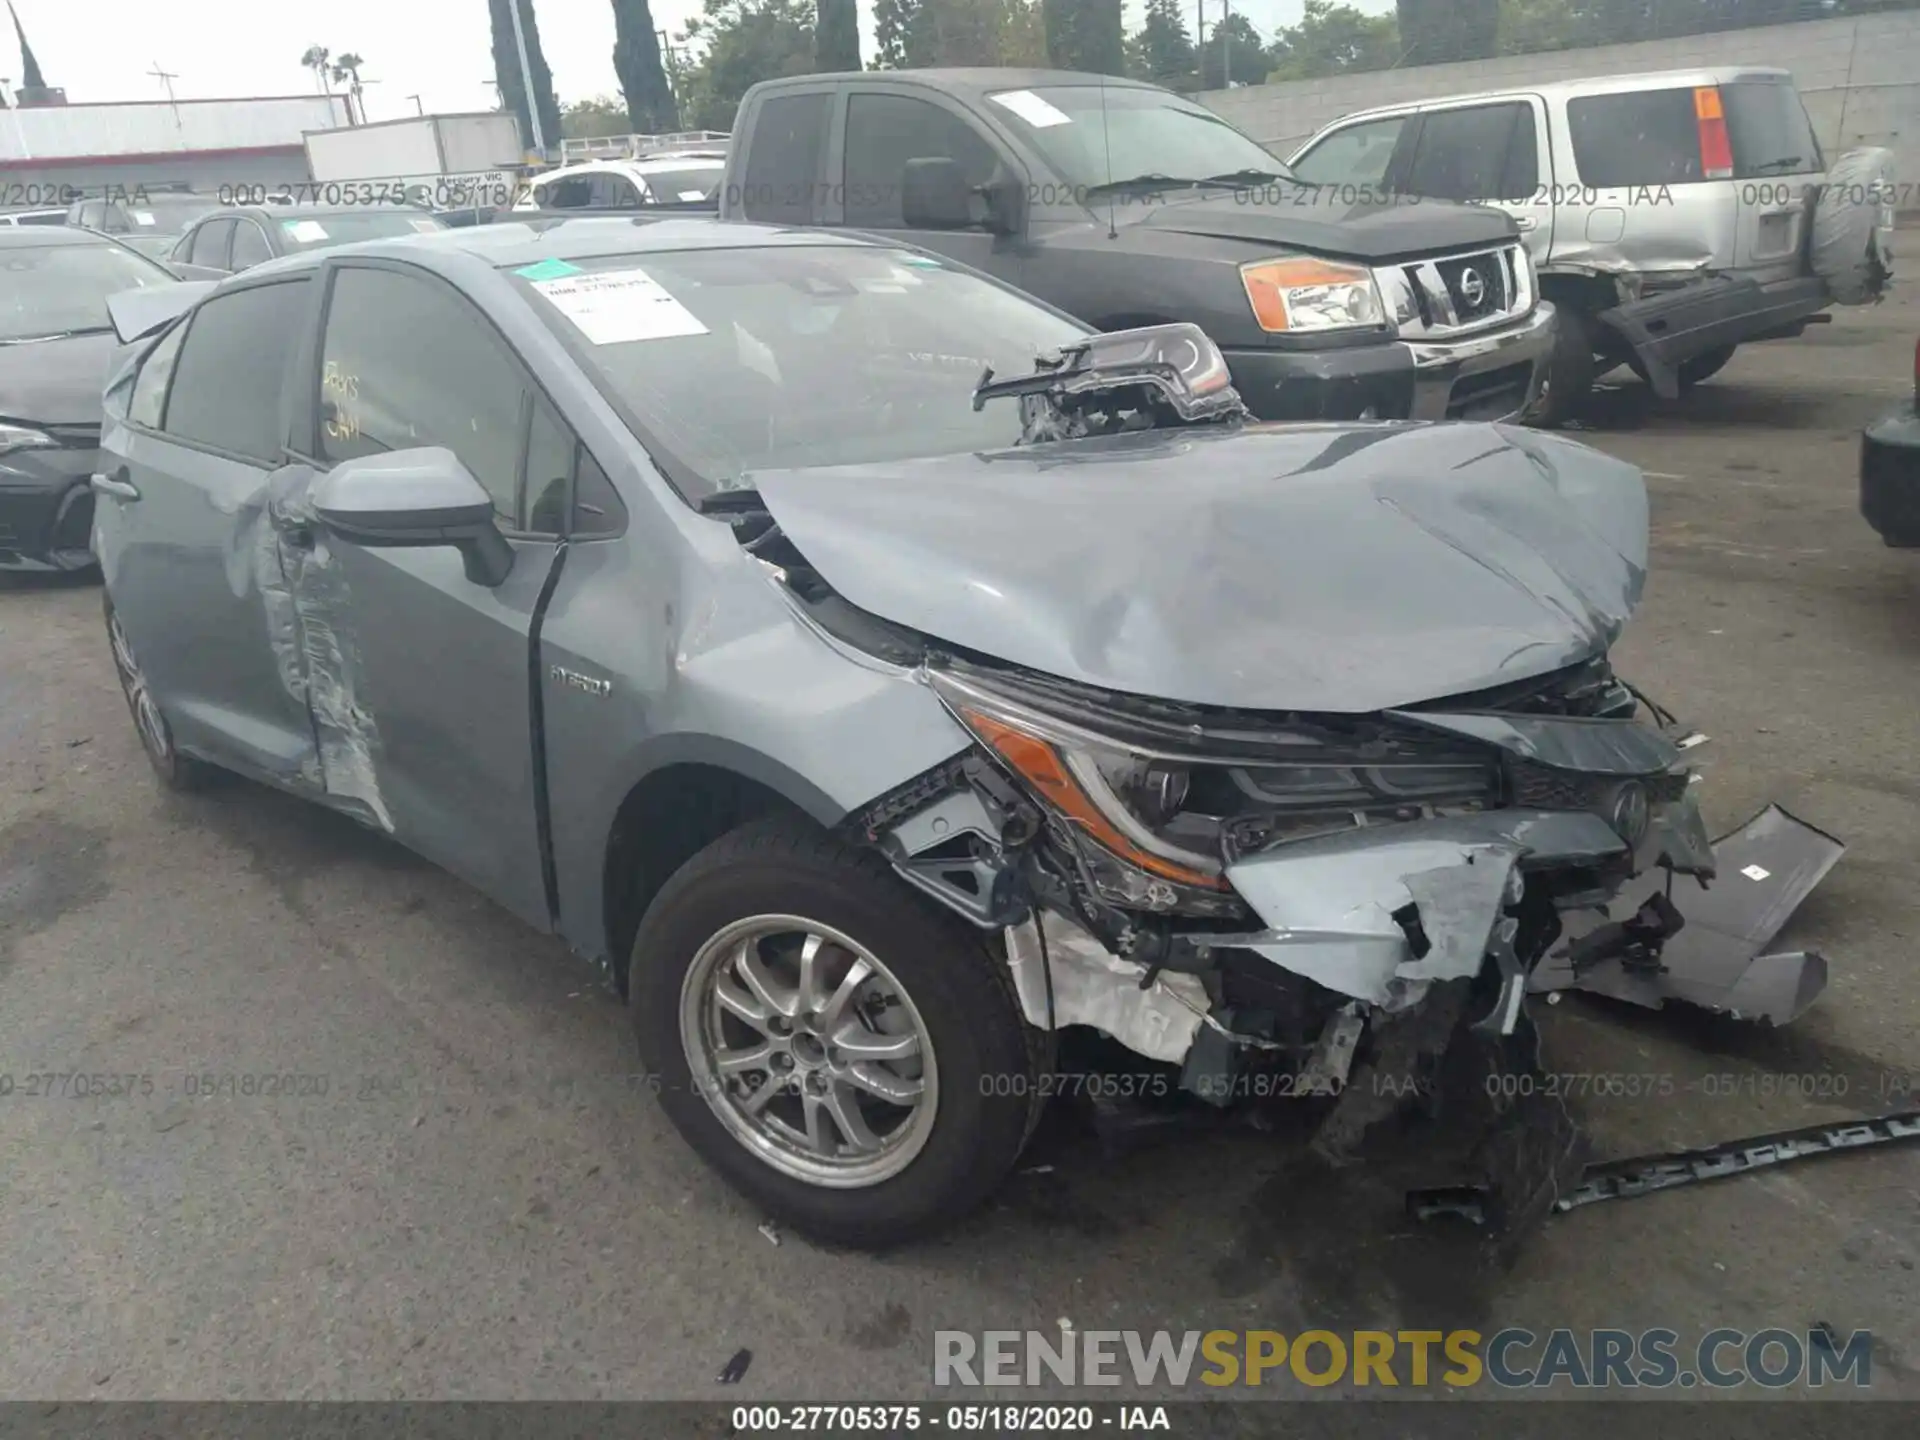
[{"x1": 1378, "y1": 244, "x2": 1532, "y2": 340}]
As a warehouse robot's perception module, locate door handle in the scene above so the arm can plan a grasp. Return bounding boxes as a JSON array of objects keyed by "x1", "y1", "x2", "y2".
[
  {"x1": 1511, "y1": 216, "x2": 1538, "y2": 231},
  {"x1": 91, "y1": 468, "x2": 141, "y2": 502}
]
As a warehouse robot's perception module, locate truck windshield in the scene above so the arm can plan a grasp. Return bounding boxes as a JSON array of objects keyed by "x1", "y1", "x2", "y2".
[
  {"x1": 518, "y1": 244, "x2": 1088, "y2": 499},
  {"x1": 984, "y1": 85, "x2": 1294, "y2": 193}
]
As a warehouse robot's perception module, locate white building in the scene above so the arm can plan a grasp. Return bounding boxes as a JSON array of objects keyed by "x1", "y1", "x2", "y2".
[{"x1": 0, "y1": 94, "x2": 353, "y2": 199}]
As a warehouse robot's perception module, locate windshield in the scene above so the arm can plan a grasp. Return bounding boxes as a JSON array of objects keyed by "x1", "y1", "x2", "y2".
[
  {"x1": 518, "y1": 244, "x2": 1087, "y2": 499},
  {"x1": 110, "y1": 195, "x2": 221, "y2": 235},
  {"x1": 276, "y1": 212, "x2": 446, "y2": 251},
  {"x1": 0, "y1": 242, "x2": 171, "y2": 342},
  {"x1": 984, "y1": 85, "x2": 1293, "y2": 192}
]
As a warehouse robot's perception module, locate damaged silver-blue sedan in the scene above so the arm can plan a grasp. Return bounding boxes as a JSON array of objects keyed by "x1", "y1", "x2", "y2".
[{"x1": 92, "y1": 218, "x2": 1839, "y2": 1245}]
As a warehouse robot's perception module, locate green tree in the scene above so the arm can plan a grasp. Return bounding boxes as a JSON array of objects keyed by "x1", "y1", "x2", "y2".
[
  {"x1": 562, "y1": 96, "x2": 634, "y2": 138},
  {"x1": 1043, "y1": 0, "x2": 1126, "y2": 74},
  {"x1": 1266, "y1": 0, "x2": 1400, "y2": 79},
  {"x1": 1199, "y1": 12, "x2": 1266, "y2": 88},
  {"x1": 817, "y1": 0, "x2": 861, "y2": 68},
  {"x1": 873, "y1": 0, "x2": 1047, "y2": 66},
  {"x1": 1395, "y1": 0, "x2": 1497, "y2": 65},
  {"x1": 874, "y1": 0, "x2": 919, "y2": 66},
  {"x1": 1135, "y1": 0, "x2": 1195, "y2": 85},
  {"x1": 1498, "y1": 0, "x2": 1585, "y2": 52},
  {"x1": 488, "y1": 0, "x2": 563, "y2": 154},
  {"x1": 612, "y1": 0, "x2": 680, "y2": 131},
  {"x1": 677, "y1": 0, "x2": 816, "y2": 131}
]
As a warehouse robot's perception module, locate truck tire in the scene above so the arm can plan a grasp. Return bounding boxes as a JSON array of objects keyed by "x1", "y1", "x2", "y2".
[
  {"x1": 629, "y1": 816, "x2": 1046, "y2": 1248},
  {"x1": 1529, "y1": 306, "x2": 1595, "y2": 429},
  {"x1": 1811, "y1": 148, "x2": 1895, "y2": 306}
]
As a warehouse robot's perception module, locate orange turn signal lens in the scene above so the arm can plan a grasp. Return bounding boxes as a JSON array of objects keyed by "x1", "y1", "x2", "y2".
[
  {"x1": 1240, "y1": 257, "x2": 1380, "y2": 333},
  {"x1": 962, "y1": 709, "x2": 1229, "y2": 891}
]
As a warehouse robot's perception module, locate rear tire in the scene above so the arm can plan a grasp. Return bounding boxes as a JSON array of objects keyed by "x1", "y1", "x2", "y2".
[
  {"x1": 629, "y1": 816, "x2": 1044, "y2": 1247},
  {"x1": 1529, "y1": 306, "x2": 1595, "y2": 428},
  {"x1": 104, "y1": 594, "x2": 214, "y2": 791}
]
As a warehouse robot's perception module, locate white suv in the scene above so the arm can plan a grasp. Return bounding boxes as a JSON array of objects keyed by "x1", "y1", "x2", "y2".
[
  {"x1": 1289, "y1": 67, "x2": 1893, "y2": 424},
  {"x1": 513, "y1": 155, "x2": 725, "y2": 212}
]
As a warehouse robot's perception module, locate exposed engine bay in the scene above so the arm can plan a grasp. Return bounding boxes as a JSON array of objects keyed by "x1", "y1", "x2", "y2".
[{"x1": 706, "y1": 322, "x2": 1844, "y2": 1230}]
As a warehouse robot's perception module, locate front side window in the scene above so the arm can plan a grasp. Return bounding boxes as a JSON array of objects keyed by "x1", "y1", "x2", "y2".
[
  {"x1": 518, "y1": 243, "x2": 1088, "y2": 501},
  {"x1": 0, "y1": 240, "x2": 172, "y2": 342},
  {"x1": 1292, "y1": 116, "x2": 1408, "y2": 189},
  {"x1": 845, "y1": 94, "x2": 999, "y2": 226},
  {"x1": 162, "y1": 280, "x2": 310, "y2": 463},
  {"x1": 985, "y1": 84, "x2": 1291, "y2": 193},
  {"x1": 317, "y1": 266, "x2": 529, "y2": 525},
  {"x1": 742, "y1": 93, "x2": 830, "y2": 223}
]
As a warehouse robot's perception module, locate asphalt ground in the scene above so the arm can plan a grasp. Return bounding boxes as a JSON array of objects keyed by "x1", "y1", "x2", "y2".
[{"x1": 2, "y1": 280, "x2": 1918, "y2": 1407}]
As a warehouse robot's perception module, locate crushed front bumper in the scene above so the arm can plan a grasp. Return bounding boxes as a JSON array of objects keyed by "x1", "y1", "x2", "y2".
[
  {"x1": 0, "y1": 444, "x2": 100, "y2": 571},
  {"x1": 1597, "y1": 273, "x2": 1830, "y2": 400}
]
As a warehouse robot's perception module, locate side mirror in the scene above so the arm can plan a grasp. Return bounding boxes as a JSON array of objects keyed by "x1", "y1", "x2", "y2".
[
  {"x1": 901, "y1": 157, "x2": 976, "y2": 230},
  {"x1": 980, "y1": 172, "x2": 1022, "y2": 237},
  {"x1": 311, "y1": 447, "x2": 515, "y2": 588}
]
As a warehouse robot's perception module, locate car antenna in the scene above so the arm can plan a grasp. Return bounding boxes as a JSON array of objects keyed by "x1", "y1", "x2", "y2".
[{"x1": 1099, "y1": 70, "x2": 1117, "y2": 240}]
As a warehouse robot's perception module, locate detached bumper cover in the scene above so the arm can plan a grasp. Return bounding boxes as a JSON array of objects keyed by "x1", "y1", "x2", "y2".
[
  {"x1": 1597, "y1": 273, "x2": 1830, "y2": 400},
  {"x1": 1530, "y1": 804, "x2": 1843, "y2": 1024}
]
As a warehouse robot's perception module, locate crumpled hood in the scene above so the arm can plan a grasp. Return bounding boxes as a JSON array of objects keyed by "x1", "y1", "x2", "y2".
[
  {"x1": 749, "y1": 423, "x2": 1649, "y2": 715},
  {"x1": 1128, "y1": 189, "x2": 1516, "y2": 262},
  {"x1": 0, "y1": 328, "x2": 116, "y2": 427}
]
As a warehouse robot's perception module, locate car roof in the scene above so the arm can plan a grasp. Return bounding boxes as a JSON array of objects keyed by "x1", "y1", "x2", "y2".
[
  {"x1": 1331, "y1": 65, "x2": 1794, "y2": 119},
  {"x1": 0, "y1": 225, "x2": 117, "y2": 248},
  {"x1": 755, "y1": 67, "x2": 1163, "y2": 98},
  {"x1": 203, "y1": 203, "x2": 428, "y2": 221},
  {"x1": 235, "y1": 215, "x2": 885, "y2": 282}
]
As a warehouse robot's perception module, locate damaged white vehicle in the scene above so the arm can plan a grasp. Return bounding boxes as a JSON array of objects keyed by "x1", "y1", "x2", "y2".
[{"x1": 92, "y1": 219, "x2": 1837, "y2": 1246}]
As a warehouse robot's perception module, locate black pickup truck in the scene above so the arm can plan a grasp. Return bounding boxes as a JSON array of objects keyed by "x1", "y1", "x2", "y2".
[{"x1": 715, "y1": 67, "x2": 1558, "y2": 423}]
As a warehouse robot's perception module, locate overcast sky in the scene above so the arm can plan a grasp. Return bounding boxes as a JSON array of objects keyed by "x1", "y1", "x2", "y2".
[{"x1": 8, "y1": 0, "x2": 1396, "y2": 122}]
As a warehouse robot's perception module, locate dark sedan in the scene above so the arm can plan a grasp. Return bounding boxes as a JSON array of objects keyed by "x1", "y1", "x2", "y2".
[
  {"x1": 67, "y1": 192, "x2": 224, "y2": 261},
  {"x1": 0, "y1": 228, "x2": 176, "y2": 572},
  {"x1": 1861, "y1": 337, "x2": 1920, "y2": 548},
  {"x1": 168, "y1": 204, "x2": 447, "y2": 276}
]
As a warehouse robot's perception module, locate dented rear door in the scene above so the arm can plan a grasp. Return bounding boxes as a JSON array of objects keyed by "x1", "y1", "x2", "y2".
[{"x1": 98, "y1": 276, "x2": 324, "y2": 789}]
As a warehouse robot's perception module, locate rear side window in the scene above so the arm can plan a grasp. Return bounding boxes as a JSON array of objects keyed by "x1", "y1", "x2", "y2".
[
  {"x1": 1722, "y1": 81, "x2": 1823, "y2": 177},
  {"x1": 127, "y1": 321, "x2": 187, "y2": 430},
  {"x1": 190, "y1": 220, "x2": 233, "y2": 269},
  {"x1": 741, "y1": 93, "x2": 829, "y2": 223},
  {"x1": 162, "y1": 280, "x2": 309, "y2": 463},
  {"x1": 1568, "y1": 89, "x2": 1703, "y2": 187},
  {"x1": 230, "y1": 221, "x2": 272, "y2": 270},
  {"x1": 1405, "y1": 103, "x2": 1535, "y2": 201}
]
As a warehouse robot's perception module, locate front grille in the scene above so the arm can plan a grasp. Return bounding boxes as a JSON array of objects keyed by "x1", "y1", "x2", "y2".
[
  {"x1": 1379, "y1": 244, "x2": 1531, "y2": 339},
  {"x1": 1509, "y1": 763, "x2": 1690, "y2": 812},
  {"x1": 1436, "y1": 253, "x2": 1510, "y2": 325}
]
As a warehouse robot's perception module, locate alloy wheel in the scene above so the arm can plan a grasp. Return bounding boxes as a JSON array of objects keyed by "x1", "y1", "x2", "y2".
[
  {"x1": 679, "y1": 914, "x2": 939, "y2": 1188},
  {"x1": 107, "y1": 606, "x2": 173, "y2": 768}
]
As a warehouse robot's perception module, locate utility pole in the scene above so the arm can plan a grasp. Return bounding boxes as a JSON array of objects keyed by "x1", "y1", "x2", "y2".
[
  {"x1": 655, "y1": 27, "x2": 680, "y2": 105},
  {"x1": 148, "y1": 63, "x2": 181, "y2": 127},
  {"x1": 504, "y1": 0, "x2": 545, "y2": 158},
  {"x1": 1222, "y1": 0, "x2": 1232, "y2": 88}
]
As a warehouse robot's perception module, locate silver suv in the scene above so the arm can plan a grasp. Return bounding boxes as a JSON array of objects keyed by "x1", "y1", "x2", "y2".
[
  {"x1": 1289, "y1": 67, "x2": 1894, "y2": 423},
  {"x1": 92, "y1": 219, "x2": 1824, "y2": 1245}
]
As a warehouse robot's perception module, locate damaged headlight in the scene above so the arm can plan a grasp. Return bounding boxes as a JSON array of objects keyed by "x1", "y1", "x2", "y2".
[{"x1": 931, "y1": 672, "x2": 1499, "y2": 917}]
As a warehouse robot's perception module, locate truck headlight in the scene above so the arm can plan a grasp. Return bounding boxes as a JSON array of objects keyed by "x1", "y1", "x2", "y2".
[{"x1": 1241, "y1": 257, "x2": 1385, "y2": 334}]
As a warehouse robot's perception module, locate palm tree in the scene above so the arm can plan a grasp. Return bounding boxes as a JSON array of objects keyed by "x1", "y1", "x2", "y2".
[
  {"x1": 331, "y1": 52, "x2": 366, "y2": 123},
  {"x1": 300, "y1": 45, "x2": 332, "y2": 96}
]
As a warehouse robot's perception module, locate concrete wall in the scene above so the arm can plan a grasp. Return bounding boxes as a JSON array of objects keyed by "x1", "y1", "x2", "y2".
[{"x1": 1197, "y1": 12, "x2": 1919, "y2": 203}]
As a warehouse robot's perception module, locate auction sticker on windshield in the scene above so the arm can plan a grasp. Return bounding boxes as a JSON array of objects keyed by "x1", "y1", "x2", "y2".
[
  {"x1": 531, "y1": 267, "x2": 709, "y2": 344},
  {"x1": 284, "y1": 219, "x2": 329, "y2": 243},
  {"x1": 989, "y1": 89, "x2": 1072, "y2": 128}
]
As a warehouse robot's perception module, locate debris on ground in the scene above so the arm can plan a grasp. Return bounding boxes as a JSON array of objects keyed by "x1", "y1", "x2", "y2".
[
  {"x1": 757, "y1": 1221, "x2": 781, "y2": 1247},
  {"x1": 717, "y1": 1348, "x2": 752, "y2": 1384}
]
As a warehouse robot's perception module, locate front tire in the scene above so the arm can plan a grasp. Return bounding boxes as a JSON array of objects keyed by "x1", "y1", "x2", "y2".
[
  {"x1": 1530, "y1": 306, "x2": 1595, "y2": 429},
  {"x1": 1677, "y1": 345, "x2": 1737, "y2": 389},
  {"x1": 630, "y1": 817, "x2": 1044, "y2": 1247}
]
